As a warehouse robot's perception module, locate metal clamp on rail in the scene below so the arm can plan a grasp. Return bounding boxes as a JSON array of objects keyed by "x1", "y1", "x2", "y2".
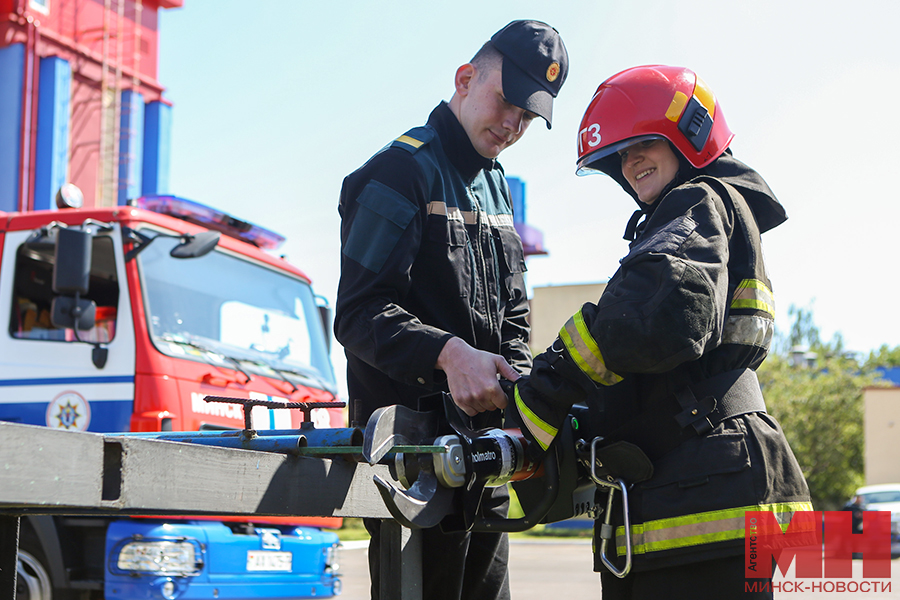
[
  {"x1": 120, "y1": 396, "x2": 360, "y2": 458},
  {"x1": 204, "y1": 395, "x2": 346, "y2": 430}
]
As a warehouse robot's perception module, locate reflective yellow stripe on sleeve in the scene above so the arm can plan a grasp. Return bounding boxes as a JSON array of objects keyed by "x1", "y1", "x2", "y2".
[
  {"x1": 513, "y1": 385, "x2": 557, "y2": 451},
  {"x1": 730, "y1": 279, "x2": 775, "y2": 317},
  {"x1": 722, "y1": 314, "x2": 775, "y2": 348},
  {"x1": 615, "y1": 501, "x2": 814, "y2": 556},
  {"x1": 559, "y1": 309, "x2": 623, "y2": 386}
]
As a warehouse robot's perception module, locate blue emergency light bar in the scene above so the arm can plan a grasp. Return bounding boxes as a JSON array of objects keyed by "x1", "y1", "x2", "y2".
[{"x1": 133, "y1": 195, "x2": 286, "y2": 250}]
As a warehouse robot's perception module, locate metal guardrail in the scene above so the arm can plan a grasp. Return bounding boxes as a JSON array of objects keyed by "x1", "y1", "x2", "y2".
[{"x1": 0, "y1": 421, "x2": 424, "y2": 599}]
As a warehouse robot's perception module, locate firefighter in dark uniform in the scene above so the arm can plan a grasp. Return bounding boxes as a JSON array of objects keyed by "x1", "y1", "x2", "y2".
[
  {"x1": 334, "y1": 21, "x2": 568, "y2": 600},
  {"x1": 507, "y1": 65, "x2": 812, "y2": 599}
]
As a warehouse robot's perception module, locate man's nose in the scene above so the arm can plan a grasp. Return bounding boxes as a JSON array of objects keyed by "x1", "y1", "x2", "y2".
[{"x1": 503, "y1": 108, "x2": 526, "y2": 134}]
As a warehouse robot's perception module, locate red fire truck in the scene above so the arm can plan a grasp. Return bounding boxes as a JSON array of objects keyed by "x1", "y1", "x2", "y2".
[{"x1": 1, "y1": 192, "x2": 343, "y2": 599}]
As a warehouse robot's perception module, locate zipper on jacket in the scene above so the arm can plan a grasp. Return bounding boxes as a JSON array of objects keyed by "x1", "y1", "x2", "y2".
[{"x1": 469, "y1": 188, "x2": 496, "y2": 339}]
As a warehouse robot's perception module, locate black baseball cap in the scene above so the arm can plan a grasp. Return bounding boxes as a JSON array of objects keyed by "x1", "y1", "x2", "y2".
[{"x1": 490, "y1": 20, "x2": 569, "y2": 129}]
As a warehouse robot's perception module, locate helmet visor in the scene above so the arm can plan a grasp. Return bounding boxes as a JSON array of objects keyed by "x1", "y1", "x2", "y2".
[{"x1": 576, "y1": 135, "x2": 666, "y2": 177}]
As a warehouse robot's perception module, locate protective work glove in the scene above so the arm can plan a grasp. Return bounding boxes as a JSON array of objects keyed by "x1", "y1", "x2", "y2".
[
  {"x1": 507, "y1": 376, "x2": 564, "y2": 461},
  {"x1": 504, "y1": 337, "x2": 605, "y2": 461}
]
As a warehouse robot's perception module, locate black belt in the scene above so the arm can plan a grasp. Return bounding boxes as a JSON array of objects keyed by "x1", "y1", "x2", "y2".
[
  {"x1": 610, "y1": 368, "x2": 767, "y2": 461},
  {"x1": 673, "y1": 368, "x2": 767, "y2": 436}
]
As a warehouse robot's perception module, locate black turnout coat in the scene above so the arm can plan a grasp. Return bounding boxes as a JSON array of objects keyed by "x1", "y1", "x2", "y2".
[{"x1": 510, "y1": 151, "x2": 812, "y2": 572}]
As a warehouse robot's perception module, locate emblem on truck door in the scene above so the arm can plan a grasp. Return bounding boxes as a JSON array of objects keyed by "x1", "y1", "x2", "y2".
[{"x1": 46, "y1": 390, "x2": 91, "y2": 430}]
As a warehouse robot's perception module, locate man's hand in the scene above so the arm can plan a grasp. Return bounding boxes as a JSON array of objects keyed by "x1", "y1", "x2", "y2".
[{"x1": 436, "y1": 337, "x2": 521, "y2": 416}]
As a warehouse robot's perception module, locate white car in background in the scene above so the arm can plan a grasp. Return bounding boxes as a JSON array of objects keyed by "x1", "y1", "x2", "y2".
[{"x1": 854, "y1": 484, "x2": 900, "y2": 558}]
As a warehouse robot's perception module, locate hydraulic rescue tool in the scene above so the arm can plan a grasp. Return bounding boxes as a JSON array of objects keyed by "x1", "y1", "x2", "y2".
[
  {"x1": 360, "y1": 389, "x2": 655, "y2": 578},
  {"x1": 127, "y1": 393, "x2": 653, "y2": 578}
]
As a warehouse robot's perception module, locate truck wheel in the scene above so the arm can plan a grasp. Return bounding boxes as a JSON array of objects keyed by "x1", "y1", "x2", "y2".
[{"x1": 16, "y1": 547, "x2": 53, "y2": 600}]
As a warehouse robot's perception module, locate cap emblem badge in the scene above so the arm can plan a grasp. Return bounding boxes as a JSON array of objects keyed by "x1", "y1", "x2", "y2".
[{"x1": 546, "y1": 62, "x2": 560, "y2": 82}]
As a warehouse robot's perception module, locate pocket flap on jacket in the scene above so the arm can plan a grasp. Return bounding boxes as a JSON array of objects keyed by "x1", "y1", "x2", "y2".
[{"x1": 640, "y1": 430, "x2": 750, "y2": 490}]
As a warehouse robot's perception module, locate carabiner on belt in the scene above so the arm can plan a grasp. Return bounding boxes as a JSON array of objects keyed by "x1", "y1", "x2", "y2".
[{"x1": 588, "y1": 437, "x2": 633, "y2": 578}]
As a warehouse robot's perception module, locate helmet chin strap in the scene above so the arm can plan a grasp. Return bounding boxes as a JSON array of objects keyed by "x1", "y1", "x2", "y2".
[
  {"x1": 623, "y1": 210, "x2": 644, "y2": 241},
  {"x1": 621, "y1": 157, "x2": 692, "y2": 242}
]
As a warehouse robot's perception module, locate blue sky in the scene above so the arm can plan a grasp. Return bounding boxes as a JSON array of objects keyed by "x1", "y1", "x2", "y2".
[{"x1": 158, "y1": 1, "x2": 900, "y2": 386}]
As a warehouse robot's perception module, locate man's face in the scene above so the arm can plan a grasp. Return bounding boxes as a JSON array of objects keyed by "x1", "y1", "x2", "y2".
[{"x1": 456, "y1": 66, "x2": 537, "y2": 159}]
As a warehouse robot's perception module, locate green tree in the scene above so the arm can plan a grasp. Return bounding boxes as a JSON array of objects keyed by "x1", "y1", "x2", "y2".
[
  {"x1": 758, "y1": 353, "x2": 872, "y2": 510},
  {"x1": 783, "y1": 304, "x2": 821, "y2": 352},
  {"x1": 865, "y1": 344, "x2": 900, "y2": 368},
  {"x1": 760, "y1": 305, "x2": 878, "y2": 510}
]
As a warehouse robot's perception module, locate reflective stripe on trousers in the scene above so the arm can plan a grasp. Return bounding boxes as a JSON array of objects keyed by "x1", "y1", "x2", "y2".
[{"x1": 616, "y1": 501, "x2": 815, "y2": 556}]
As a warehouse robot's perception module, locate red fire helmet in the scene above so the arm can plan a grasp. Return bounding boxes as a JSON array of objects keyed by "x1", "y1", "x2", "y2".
[{"x1": 576, "y1": 65, "x2": 734, "y2": 176}]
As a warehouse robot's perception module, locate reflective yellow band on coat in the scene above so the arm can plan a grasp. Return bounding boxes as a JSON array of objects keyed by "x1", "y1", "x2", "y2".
[
  {"x1": 731, "y1": 279, "x2": 774, "y2": 317},
  {"x1": 426, "y1": 201, "x2": 515, "y2": 228},
  {"x1": 395, "y1": 135, "x2": 424, "y2": 148},
  {"x1": 722, "y1": 314, "x2": 774, "y2": 348},
  {"x1": 615, "y1": 501, "x2": 814, "y2": 556},
  {"x1": 559, "y1": 310, "x2": 623, "y2": 386},
  {"x1": 513, "y1": 385, "x2": 557, "y2": 451}
]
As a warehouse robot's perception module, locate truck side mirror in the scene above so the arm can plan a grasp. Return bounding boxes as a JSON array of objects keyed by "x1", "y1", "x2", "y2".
[
  {"x1": 51, "y1": 226, "x2": 98, "y2": 332},
  {"x1": 170, "y1": 231, "x2": 220, "y2": 259},
  {"x1": 51, "y1": 296, "x2": 97, "y2": 331},
  {"x1": 315, "y1": 295, "x2": 333, "y2": 353},
  {"x1": 53, "y1": 227, "x2": 92, "y2": 295}
]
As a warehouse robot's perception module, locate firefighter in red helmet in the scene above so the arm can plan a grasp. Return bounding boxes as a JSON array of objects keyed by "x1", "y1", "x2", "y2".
[{"x1": 507, "y1": 65, "x2": 812, "y2": 599}]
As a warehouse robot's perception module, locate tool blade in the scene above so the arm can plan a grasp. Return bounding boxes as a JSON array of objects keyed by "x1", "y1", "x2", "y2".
[
  {"x1": 372, "y1": 471, "x2": 455, "y2": 529},
  {"x1": 362, "y1": 405, "x2": 440, "y2": 465}
]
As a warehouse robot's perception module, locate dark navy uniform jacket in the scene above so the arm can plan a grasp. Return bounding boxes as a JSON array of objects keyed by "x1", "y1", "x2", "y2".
[{"x1": 335, "y1": 102, "x2": 532, "y2": 424}]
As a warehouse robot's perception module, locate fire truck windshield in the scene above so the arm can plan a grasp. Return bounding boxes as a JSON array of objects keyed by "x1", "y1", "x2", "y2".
[{"x1": 135, "y1": 230, "x2": 336, "y2": 393}]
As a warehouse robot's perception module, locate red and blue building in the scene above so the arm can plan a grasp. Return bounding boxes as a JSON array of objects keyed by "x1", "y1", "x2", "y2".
[{"x1": 0, "y1": 0, "x2": 181, "y2": 212}]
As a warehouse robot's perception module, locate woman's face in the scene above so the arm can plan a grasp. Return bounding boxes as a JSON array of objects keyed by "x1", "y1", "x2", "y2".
[{"x1": 618, "y1": 138, "x2": 679, "y2": 205}]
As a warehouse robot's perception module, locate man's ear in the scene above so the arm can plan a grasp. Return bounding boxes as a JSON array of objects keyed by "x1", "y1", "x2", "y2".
[{"x1": 454, "y1": 63, "x2": 476, "y2": 97}]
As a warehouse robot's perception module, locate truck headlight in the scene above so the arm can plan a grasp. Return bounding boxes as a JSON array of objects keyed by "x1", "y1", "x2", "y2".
[
  {"x1": 116, "y1": 540, "x2": 200, "y2": 575},
  {"x1": 324, "y1": 542, "x2": 341, "y2": 575}
]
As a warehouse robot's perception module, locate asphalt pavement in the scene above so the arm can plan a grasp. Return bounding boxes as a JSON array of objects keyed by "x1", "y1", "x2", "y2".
[
  {"x1": 338, "y1": 540, "x2": 900, "y2": 599},
  {"x1": 337, "y1": 538, "x2": 601, "y2": 599}
]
